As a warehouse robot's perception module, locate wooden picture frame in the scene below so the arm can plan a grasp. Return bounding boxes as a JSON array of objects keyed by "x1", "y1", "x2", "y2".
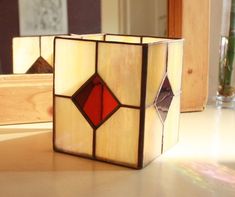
[{"x1": 169, "y1": 0, "x2": 210, "y2": 112}]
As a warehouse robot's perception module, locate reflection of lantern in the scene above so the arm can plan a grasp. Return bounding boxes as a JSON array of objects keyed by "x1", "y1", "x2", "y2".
[
  {"x1": 53, "y1": 34, "x2": 183, "y2": 169},
  {"x1": 13, "y1": 36, "x2": 55, "y2": 73}
]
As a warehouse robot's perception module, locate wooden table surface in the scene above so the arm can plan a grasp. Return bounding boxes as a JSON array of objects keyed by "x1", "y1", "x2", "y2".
[{"x1": 0, "y1": 106, "x2": 235, "y2": 197}]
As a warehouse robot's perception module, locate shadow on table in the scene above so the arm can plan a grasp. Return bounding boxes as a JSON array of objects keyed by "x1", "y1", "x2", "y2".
[{"x1": 0, "y1": 131, "x2": 131, "y2": 172}]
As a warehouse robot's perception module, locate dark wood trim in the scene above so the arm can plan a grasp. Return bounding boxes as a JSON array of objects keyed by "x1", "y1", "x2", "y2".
[
  {"x1": 168, "y1": 0, "x2": 183, "y2": 38},
  {"x1": 137, "y1": 45, "x2": 148, "y2": 169}
]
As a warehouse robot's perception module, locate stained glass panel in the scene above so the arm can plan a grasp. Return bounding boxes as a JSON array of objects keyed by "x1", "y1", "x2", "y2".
[
  {"x1": 155, "y1": 76, "x2": 174, "y2": 122},
  {"x1": 26, "y1": 56, "x2": 53, "y2": 73},
  {"x1": 73, "y1": 75, "x2": 119, "y2": 127}
]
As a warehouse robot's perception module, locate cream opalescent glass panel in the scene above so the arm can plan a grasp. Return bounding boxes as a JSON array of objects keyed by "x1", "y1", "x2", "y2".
[
  {"x1": 13, "y1": 37, "x2": 40, "y2": 73},
  {"x1": 54, "y1": 39, "x2": 96, "y2": 96},
  {"x1": 70, "y1": 34, "x2": 104, "y2": 40},
  {"x1": 41, "y1": 36, "x2": 55, "y2": 66},
  {"x1": 55, "y1": 96, "x2": 93, "y2": 156},
  {"x1": 142, "y1": 37, "x2": 169, "y2": 44},
  {"x1": 58, "y1": 35, "x2": 83, "y2": 39},
  {"x1": 98, "y1": 43, "x2": 142, "y2": 106},
  {"x1": 81, "y1": 34, "x2": 104, "y2": 41},
  {"x1": 96, "y1": 108, "x2": 140, "y2": 167},
  {"x1": 167, "y1": 42, "x2": 183, "y2": 94},
  {"x1": 145, "y1": 43, "x2": 167, "y2": 106},
  {"x1": 105, "y1": 35, "x2": 141, "y2": 43},
  {"x1": 163, "y1": 96, "x2": 180, "y2": 153},
  {"x1": 143, "y1": 106, "x2": 163, "y2": 166}
]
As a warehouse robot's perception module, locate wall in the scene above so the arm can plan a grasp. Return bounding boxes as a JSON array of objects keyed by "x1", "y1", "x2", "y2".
[
  {"x1": 101, "y1": 0, "x2": 120, "y2": 33},
  {"x1": 101, "y1": 0, "x2": 167, "y2": 36},
  {"x1": 0, "y1": 0, "x2": 19, "y2": 74},
  {"x1": 0, "y1": 0, "x2": 101, "y2": 74},
  {"x1": 209, "y1": 0, "x2": 222, "y2": 101}
]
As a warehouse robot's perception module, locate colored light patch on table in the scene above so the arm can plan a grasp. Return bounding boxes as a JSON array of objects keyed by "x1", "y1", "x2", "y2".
[{"x1": 173, "y1": 161, "x2": 235, "y2": 191}]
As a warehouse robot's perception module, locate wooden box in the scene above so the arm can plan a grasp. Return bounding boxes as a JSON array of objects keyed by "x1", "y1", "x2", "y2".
[
  {"x1": 168, "y1": 0, "x2": 210, "y2": 112},
  {"x1": 53, "y1": 34, "x2": 183, "y2": 169},
  {"x1": 0, "y1": 74, "x2": 53, "y2": 125},
  {"x1": 0, "y1": 36, "x2": 55, "y2": 125}
]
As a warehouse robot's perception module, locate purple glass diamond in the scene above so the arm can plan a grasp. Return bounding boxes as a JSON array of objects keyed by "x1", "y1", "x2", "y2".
[{"x1": 154, "y1": 76, "x2": 174, "y2": 122}]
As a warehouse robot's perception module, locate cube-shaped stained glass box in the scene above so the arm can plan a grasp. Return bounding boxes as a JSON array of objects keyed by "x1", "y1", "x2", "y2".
[
  {"x1": 13, "y1": 36, "x2": 56, "y2": 74},
  {"x1": 53, "y1": 33, "x2": 183, "y2": 169}
]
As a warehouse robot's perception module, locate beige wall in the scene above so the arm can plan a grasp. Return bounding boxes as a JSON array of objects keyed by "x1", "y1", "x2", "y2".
[
  {"x1": 209, "y1": 0, "x2": 222, "y2": 102},
  {"x1": 101, "y1": 0, "x2": 167, "y2": 36},
  {"x1": 101, "y1": 0, "x2": 119, "y2": 33}
]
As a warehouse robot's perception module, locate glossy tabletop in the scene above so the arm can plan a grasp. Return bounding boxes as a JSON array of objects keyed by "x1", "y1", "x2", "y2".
[{"x1": 0, "y1": 105, "x2": 235, "y2": 197}]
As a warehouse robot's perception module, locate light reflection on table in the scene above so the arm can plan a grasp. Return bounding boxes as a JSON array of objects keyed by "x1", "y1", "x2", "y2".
[{"x1": 0, "y1": 105, "x2": 234, "y2": 197}]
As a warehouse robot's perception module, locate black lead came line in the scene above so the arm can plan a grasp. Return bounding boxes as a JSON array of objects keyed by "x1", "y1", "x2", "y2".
[{"x1": 137, "y1": 45, "x2": 148, "y2": 169}]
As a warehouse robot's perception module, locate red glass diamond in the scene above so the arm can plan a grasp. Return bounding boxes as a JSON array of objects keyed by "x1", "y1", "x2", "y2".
[{"x1": 73, "y1": 75, "x2": 119, "y2": 127}]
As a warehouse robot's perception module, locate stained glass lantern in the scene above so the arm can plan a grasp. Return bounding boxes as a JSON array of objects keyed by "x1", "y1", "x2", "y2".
[
  {"x1": 53, "y1": 34, "x2": 183, "y2": 169},
  {"x1": 13, "y1": 36, "x2": 55, "y2": 74}
]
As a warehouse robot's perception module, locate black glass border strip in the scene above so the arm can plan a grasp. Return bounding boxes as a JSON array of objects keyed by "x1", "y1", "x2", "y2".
[
  {"x1": 54, "y1": 94, "x2": 71, "y2": 99},
  {"x1": 165, "y1": 43, "x2": 169, "y2": 73},
  {"x1": 52, "y1": 37, "x2": 57, "y2": 152},
  {"x1": 137, "y1": 45, "x2": 148, "y2": 169},
  {"x1": 39, "y1": 36, "x2": 42, "y2": 57}
]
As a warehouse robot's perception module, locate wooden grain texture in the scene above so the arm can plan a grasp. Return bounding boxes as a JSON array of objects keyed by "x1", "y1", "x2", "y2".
[
  {"x1": 54, "y1": 96, "x2": 93, "y2": 156},
  {"x1": 0, "y1": 74, "x2": 53, "y2": 125},
  {"x1": 96, "y1": 107, "x2": 140, "y2": 168},
  {"x1": 168, "y1": 0, "x2": 182, "y2": 38},
  {"x1": 169, "y1": 0, "x2": 210, "y2": 112},
  {"x1": 181, "y1": 0, "x2": 210, "y2": 111},
  {"x1": 98, "y1": 43, "x2": 142, "y2": 106}
]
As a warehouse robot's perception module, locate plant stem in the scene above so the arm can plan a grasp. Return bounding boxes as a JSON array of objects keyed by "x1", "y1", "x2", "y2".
[{"x1": 219, "y1": 0, "x2": 235, "y2": 96}]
